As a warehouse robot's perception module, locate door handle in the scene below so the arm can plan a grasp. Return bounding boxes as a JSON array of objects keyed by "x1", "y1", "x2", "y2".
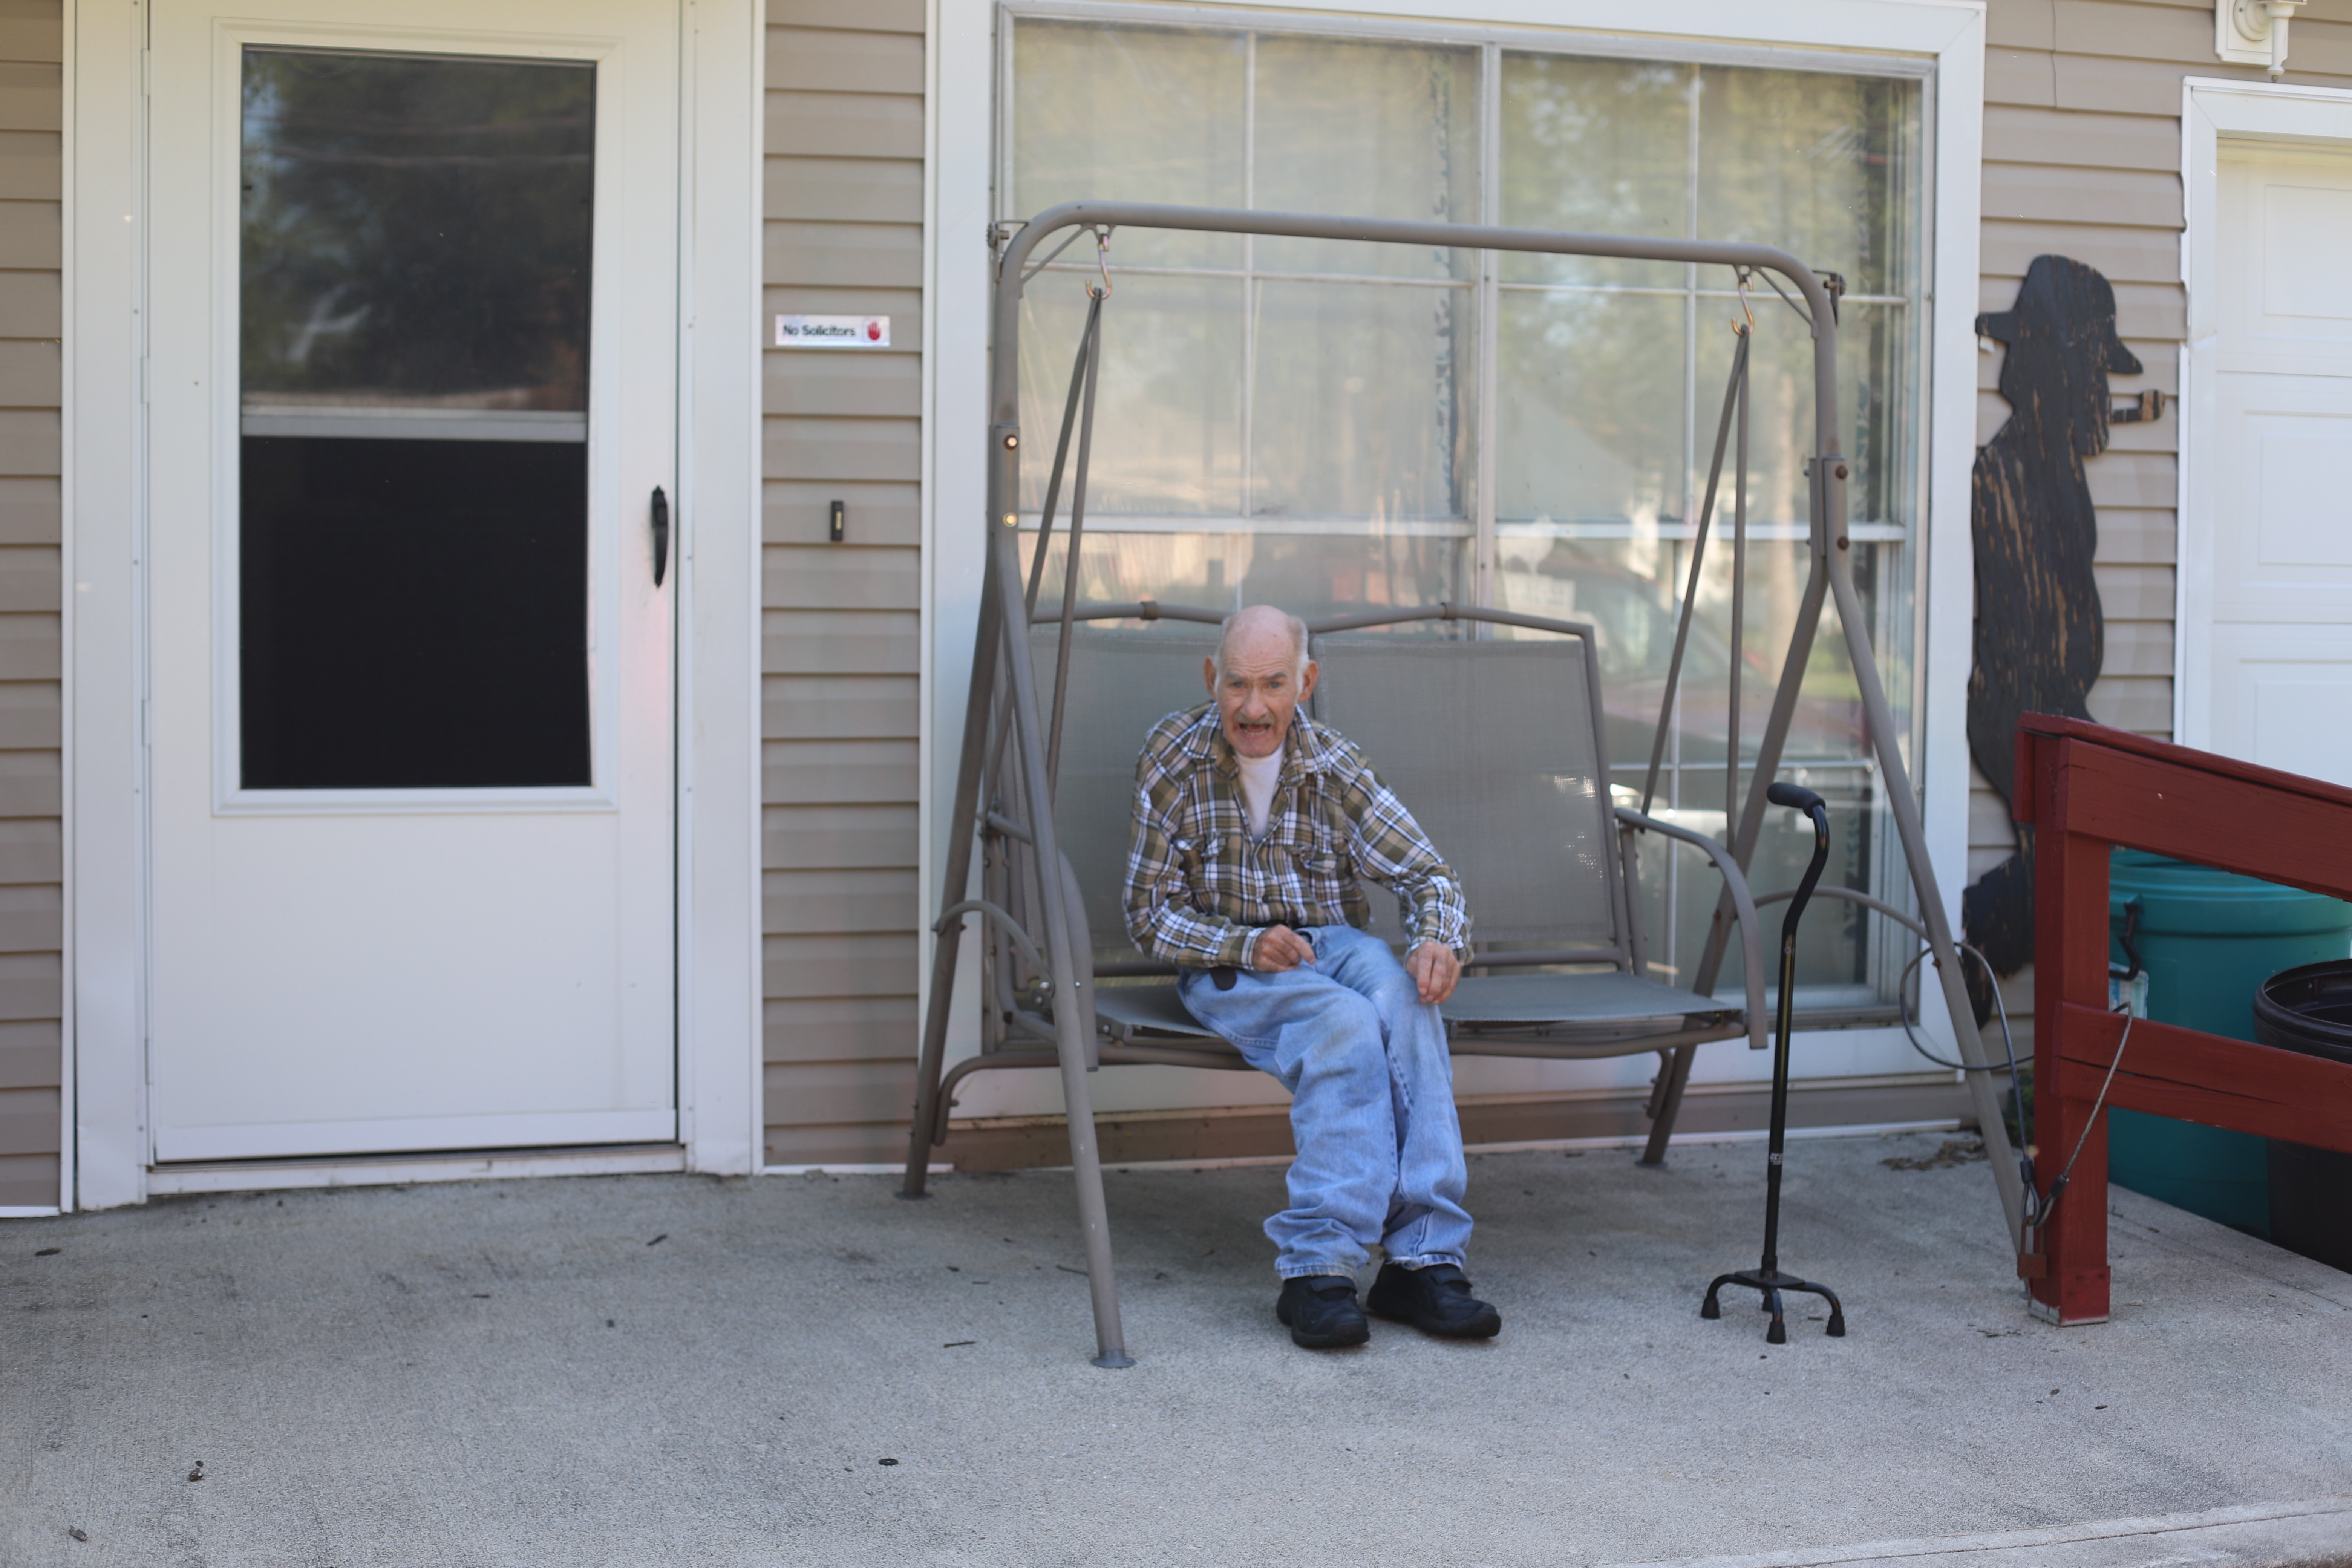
[{"x1": 650, "y1": 486, "x2": 671, "y2": 587}]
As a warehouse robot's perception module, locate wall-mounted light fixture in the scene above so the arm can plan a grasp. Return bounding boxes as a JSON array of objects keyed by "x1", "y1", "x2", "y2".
[{"x1": 2217, "y1": 0, "x2": 2309, "y2": 80}]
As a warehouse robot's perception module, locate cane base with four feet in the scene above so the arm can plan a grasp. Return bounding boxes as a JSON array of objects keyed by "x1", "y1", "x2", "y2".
[{"x1": 1701, "y1": 1267, "x2": 1847, "y2": 1344}]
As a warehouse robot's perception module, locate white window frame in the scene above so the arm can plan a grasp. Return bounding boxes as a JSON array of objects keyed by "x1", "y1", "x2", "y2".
[
  {"x1": 64, "y1": 0, "x2": 766, "y2": 1209},
  {"x1": 924, "y1": 0, "x2": 1985, "y2": 1120}
]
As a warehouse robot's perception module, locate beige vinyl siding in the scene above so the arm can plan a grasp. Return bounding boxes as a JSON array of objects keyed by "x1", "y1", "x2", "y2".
[
  {"x1": 0, "y1": 0, "x2": 57, "y2": 1209},
  {"x1": 1968, "y1": 0, "x2": 2352, "y2": 1039},
  {"x1": 761, "y1": 0, "x2": 925, "y2": 1167}
]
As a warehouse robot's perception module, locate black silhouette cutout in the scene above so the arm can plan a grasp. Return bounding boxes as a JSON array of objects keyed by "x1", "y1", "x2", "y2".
[{"x1": 1963, "y1": 256, "x2": 2147, "y2": 1018}]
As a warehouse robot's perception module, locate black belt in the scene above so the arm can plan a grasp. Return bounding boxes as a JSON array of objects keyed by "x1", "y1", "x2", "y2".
[{"x1": 1210, "y1": 927, "x2": 1312, "y2": 991}]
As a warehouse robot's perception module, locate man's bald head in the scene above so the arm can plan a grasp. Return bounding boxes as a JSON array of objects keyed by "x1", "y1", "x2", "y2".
[
  {"x1": 1216, "y1": 604, "x2": 1309, "y2": 680},
  {"x1": 1205, "y1": 605, "x2": 1316, "y2": 760}
]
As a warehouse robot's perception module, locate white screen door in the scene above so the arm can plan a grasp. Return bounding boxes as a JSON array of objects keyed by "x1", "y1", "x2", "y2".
[
  {"x1": 2186, "y1": 142, "x2": 2352, "y2": 787},
  {"x1": 145, "y1": 2, "x2": 680, "y2": 1162}
]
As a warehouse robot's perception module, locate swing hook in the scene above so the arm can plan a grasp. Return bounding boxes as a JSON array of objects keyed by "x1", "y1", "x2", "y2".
[
  {"x1": 1733, "y1": 266, "x2": 1756, "y2": 335},
  {"x1": 1086, "y1": 226, "x2": 1113, "y2": 300}
]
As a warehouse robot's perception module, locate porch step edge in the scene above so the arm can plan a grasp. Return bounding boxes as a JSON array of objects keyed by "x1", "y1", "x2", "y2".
[{"x1": 1594, "y1": 1495, "x2": 2352, "y2": 1568}]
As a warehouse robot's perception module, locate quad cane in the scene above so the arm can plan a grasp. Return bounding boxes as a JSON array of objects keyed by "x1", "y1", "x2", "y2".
[{"x1": 1701, "y1": 782, "x2": 1848, "y2": 1344}]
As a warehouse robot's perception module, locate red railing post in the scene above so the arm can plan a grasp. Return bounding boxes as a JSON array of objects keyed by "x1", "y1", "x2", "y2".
[{"x1": 2018, "y1": 732, "x2": 2114, "y2": 1322}]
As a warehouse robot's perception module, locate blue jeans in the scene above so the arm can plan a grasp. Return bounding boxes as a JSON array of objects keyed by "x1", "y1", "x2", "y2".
[{"x1": 1176, "y1": 925, "x2": 1472, "y2": 1279}]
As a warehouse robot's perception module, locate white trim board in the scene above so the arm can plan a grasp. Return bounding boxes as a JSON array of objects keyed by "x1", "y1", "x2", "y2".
[
  {"x1": 54, "y1": 0, "x2": 78, "y2": 1216},
  {"x1": 2177, "y1": 77, "x2": 2352, "y2": 757},
  {"x1": 145, "y1": 1143, "x2": 689, "y2": 1196},
  {"x1": 64, "y1": 0, "x2": 764, "y2": 1208},
  {"x1": 676, "y1": 0, "x2": 767, "y2": 1182},
  {"x1": 69, "y1": 0, "x2": 148, "y2": 1213},
  {"x1": 915, "y1": 0, "x2": 949, "y2": 1191},
  {"x1": 155, "y1": 1109, "x2": 680, "y2": 1165},
  {"x1": 921, "y1": 0, "x2": 1987, "y2": 1118}
]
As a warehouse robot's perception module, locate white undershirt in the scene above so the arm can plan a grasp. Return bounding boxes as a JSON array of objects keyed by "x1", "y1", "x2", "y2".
[{"x1": 1235, "y1": 748, "x2": 1283, "y2": 840}]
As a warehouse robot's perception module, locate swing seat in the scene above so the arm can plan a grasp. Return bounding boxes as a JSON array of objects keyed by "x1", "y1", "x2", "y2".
[
  {"x1": 1094, "y1": 970, "x2": 1733, "y2": 1044},
  {"x1": 936, "y1": 617, "x2": 1769, "y2": 1113}
]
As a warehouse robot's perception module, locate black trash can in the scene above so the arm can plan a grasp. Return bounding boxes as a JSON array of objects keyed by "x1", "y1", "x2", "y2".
[{"x1": 2254, "y1": 960, "x2": 2352, "y2": 1273}]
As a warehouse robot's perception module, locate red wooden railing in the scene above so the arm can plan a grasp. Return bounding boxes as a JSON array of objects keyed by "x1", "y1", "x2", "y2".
[{"x1": 2015, "y1": 714, "x2": 2352, "y2": 1323}]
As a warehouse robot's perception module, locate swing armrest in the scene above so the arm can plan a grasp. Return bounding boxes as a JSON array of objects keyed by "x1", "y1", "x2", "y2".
[{"x1": 1614, "y1": 807, "x2": 1771, "y2": 1050}]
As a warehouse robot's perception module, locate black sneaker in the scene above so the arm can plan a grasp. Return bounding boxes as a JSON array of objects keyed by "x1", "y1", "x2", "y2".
[
  {"x1": 1366, "y1": 1262, "x2": 1501, "y2": 1338},
  {"x1": 1276, "y1": 1274, "x2": 1371, "y2": 1348}
]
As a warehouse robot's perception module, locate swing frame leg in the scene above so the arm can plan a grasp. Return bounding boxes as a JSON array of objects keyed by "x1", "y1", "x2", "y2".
[
  {"x1": 1640, "y1": 1046, "x2": 1699, "y2": 1166},
  {"x1": 902, "y1": 568, "x2": 1003, "y2": 1200}
]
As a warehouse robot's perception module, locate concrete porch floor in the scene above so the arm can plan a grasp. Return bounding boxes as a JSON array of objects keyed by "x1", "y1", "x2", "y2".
[{"x1": 2, "y1": 1129, "x2": 2348, "y2": 1567}]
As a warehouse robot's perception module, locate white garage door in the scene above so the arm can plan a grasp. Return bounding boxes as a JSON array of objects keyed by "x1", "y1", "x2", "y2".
[{"x1": 2184, "y1": 141, "x2": 2352, "y2": 787}]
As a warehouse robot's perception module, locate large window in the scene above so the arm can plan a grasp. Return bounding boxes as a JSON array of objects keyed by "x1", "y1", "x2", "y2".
[{"x1": 1004, "y1": 14, "x2": 1925, "y2": 1010}]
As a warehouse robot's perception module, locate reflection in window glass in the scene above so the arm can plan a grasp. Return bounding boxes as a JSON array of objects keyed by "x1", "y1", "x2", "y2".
[
  {"x1": 1018, "y1": 274, "x2": 1244, "y2": 516},
  {"x1": 1025, "y1": 531, "x2": 1462, "y2": 627},
  {"x1": 1495, "y1": 289, "x2": 1686, "y2": 531},
  {"x1": 1009, "y1": 23, "x2": 1244, "y2": 272},
  {"x1": 1011, "y1": 17, "x2": 1478, "y2": 558},
  {"x1": 1496, "y1": 53, "x2": 1919, "y2": 534},
  {"x1": 1005, "y1": 18, "x2": 1923, "y2": 1006},
  {"x1": 1500, "y1": 55, "x2": 1689, "y2": 290},
  {"x1": 1252, "y1": 280, "x2": 1472, "y2": 522},
  {"x1": 1251, "y1": 36, "x2": 1480, "y2": 279},
  {"x1": 1695, "y1": 66, "x2": 1914, "y2": 298},
  {"x1": 242, "y1": 49, "x2": 594, "y2": 410}
]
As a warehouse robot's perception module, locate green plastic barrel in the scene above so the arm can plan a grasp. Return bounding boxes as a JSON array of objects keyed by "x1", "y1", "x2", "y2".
[{"x1": 2105, "y1": 850, "x2": 2352, "y2": 1237}]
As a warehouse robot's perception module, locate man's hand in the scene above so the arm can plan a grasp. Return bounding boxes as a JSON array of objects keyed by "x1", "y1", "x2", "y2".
[
  {"x1": 1407, "y1": 941, "x2": 1461, "y2": 1004},
  {"x1": 1250, "y1": 926, "x2": 1317, "y2": 972}
]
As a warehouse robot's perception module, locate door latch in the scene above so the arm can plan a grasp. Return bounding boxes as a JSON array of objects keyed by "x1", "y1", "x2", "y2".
[{"x1": 651, "y1": 486, "x2": 671, "y2": 586}]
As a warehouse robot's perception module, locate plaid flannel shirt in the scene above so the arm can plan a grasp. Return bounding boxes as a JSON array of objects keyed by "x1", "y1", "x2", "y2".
[{"x1": 1122, "y1": 703, "x2": 1471, "y2": 969}]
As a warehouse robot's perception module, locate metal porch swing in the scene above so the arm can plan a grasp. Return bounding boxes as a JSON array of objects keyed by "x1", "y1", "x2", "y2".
[{"x1": 902, "y1": 202, "x2": 2025, "y2": 1368}]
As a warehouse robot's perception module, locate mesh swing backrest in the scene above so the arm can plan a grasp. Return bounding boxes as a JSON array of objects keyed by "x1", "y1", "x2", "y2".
[
  {"x1": 1028, "y1": 623, "x2": 1224, "y2": 962},
  {"x1": 1309, "y1": 634, "x2": 1622, "y2": 953}
]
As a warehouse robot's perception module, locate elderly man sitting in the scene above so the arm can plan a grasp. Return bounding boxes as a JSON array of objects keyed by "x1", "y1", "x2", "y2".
[{"x1": 1122, "y1": 604, "x2": 1501, "y2": 1349}]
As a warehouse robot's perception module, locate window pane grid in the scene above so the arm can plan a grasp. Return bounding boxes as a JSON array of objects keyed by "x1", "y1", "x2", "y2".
[{"x1": 1010, "y1": 18, "x2": 1480, "y2": 537}]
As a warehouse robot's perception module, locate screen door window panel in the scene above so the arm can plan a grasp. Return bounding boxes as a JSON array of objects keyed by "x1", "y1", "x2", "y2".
[
  {"x1": 239, "y1": 437, "x2": 590, "y2": 789},
  {"x1": 239, "y1": 47, "x2": 595, "y2": 789}
]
